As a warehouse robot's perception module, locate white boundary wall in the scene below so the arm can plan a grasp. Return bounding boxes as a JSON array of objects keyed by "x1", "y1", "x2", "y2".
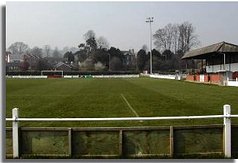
[
  {"x1": 6, "y1": 75, "x2": 47, "y2": 79},
  {"x1": 6, "y1": 74, "x2": 139, "y2": 79},
  {"x1": 92, "y1": 74, "x2": 139, "y2": 78},
  {"x1": 63, "y1": 75, "x2": 80, "y2": 78},
  {"x1": 227, "y1": 80, "x2": 238, "y2": 87},
  {"x1": 150, "y1": 74, "x2": 176, "y2": 80}
]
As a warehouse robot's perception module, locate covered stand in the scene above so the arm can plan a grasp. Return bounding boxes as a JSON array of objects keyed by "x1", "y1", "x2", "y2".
[{"x1": 182, "y1": 41, "x2": 238, "y2": 85}]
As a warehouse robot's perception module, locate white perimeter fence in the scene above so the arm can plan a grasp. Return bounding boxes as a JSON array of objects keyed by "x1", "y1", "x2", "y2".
[
  {"x1": 6, "y1": 104, "x2": 238, "y2": 158},
  {"x1": 6, "y1": 74, "x2": 140, "y2": 79}
]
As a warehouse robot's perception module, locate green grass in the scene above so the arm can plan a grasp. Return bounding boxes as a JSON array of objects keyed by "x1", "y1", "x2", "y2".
[{"x1": 6, "y1": 77, "x2": 238, "y2": 127}]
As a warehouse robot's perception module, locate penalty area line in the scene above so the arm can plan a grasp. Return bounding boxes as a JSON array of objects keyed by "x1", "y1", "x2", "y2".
[{"x1": 120, "y1": 94, "x2": 143, "y2": 122}]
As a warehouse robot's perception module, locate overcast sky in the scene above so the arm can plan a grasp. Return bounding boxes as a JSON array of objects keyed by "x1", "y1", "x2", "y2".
[{"x1": 6, "y1": 1, "x2": 238, "y2": 52}]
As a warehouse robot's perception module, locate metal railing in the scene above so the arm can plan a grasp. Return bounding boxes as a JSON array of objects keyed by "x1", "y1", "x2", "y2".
[{"x1": 6, "y1": 104, "x2": 238, "y2": 158}]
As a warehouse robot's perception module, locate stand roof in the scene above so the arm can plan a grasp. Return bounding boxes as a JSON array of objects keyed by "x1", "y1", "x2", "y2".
[{"x1": 182, "y1": 41, "x2": 238, "y2": 59}]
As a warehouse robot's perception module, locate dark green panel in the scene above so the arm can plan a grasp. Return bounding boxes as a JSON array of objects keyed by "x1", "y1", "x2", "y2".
[
  {"x1": 21, "y1": 131, "x2": 68, "y2": 155},
  {"x1": 72, "y1": 131, "x2": 119, "y2": 156},
  {"x1": 232, "y1": 126, "x2": 238, "y2": 155},
  {"x1": 123, "y1": 130, "x2": 170, "y2": 156},
  {"x1": 174, "y1": 128, "x2": 223, "y2": 155},
  {"x1": 6, "y1": 130, "x2": 12, "y2": 155}
]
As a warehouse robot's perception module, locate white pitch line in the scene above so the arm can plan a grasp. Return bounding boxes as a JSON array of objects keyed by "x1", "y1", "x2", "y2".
[{"x1": 120, "y1": 94, "x2": 140, "y2": 118}]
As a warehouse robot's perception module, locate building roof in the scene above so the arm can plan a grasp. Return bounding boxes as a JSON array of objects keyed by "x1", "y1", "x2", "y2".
[
  {"x1": 182, "y1": 41, "x2": 238, "y2": 59},
  {"x1": 54, "y1": 62, "x2": 71, "y2": 69}
]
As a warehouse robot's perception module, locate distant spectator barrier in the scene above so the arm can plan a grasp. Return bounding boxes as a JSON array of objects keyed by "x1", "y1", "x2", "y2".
[{"x1": 149, "y1": 73, "x2": 185, "y2": 80}]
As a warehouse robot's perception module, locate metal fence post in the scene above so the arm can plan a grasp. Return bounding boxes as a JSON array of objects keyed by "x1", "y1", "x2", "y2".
[
  {"x1": 223, "y1": 104, "x2": 231, "y2": 158},
  {"x1": 12, "y1": 108, "x2": 19, "y2": 158}
]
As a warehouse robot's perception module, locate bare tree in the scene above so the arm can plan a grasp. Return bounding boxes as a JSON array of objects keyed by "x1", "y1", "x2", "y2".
[
  {"x1": 31, "y1": 46, "x2": 43, "y2": 58},
  {"x1": 154, "y1": 28, "x2": 167, "y2": 52},
  {"x1": 43, "y1": 45, "x2": 51, "y2": 57},
  {"x1": 171, "y1": 24, "x2": 179, "y2": 53},
  {"x1": 153, "y1": 22, "x2": 199, "y2": 54},
  {"x1": 178, "y1": 22, "x2": 200, "y2": 53},
  {"x1": 154, "y1": 23, "x2": 176, "y2": 52},
  {"x1": 8, "y1": 42, "x2": 29, "y2": 56},
  {"x1": 164, "y1": 23, "x2": 173, "y2": 50},
  {"x1": 52, "y1": 47, "x2": 61, "y2": 58}
]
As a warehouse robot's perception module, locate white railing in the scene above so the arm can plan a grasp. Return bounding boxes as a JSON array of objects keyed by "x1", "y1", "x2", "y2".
[{"x1": 6, "y1": 104, "x2": 238, "y2": 158}]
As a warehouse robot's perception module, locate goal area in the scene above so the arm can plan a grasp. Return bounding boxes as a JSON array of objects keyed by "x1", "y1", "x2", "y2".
[{"x1": 41, "y1": 70, "x2": 64, "y2": 78}]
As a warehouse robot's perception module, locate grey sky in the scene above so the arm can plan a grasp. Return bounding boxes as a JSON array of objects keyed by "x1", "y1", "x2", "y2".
[{"x1": 6, "y1": 1, "x2": 238, "y2": 52}]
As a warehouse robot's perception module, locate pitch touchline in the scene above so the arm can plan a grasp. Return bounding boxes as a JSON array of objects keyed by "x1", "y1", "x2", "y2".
[{"x1": 120, "y1": 94, "x2": 140, "y2": 117}]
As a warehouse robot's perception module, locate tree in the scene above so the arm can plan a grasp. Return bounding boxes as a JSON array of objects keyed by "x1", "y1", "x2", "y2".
[
  {"x1": 74, "y1": 50, "x2": 87, "y2": 63},
  {"x1": 109, "y1": 57, "x2": 122, "y2": 71},
  {"x1": 97, "y1": 36, "x2": 109, "y2": 49},
  {"x1": 31, "y1": 46, "x2": 43, "y2": 58},
  {"x1": 154, "y1": 23, "x2": 178, "y2": 53},
  {"x1": 108, "y1": 47, "x2": 123, "y2": 62},
  {"x1": 92, "y1": 48, "x2": 109, "y2": 66},
  {"x1": 154, "y1": 28, "x2": 168, "y2": 52},
  {"x1": 69, "y1": 47, "x2": 78, "y2": 53},
  {"x1": 142, "y1": 44, "x2": 148, "y2": 52},
  {"x1": 153, "y1": 22, "x2": 199, "y2": 54},
  {"x1": 137, "y1": 49, "x2": 148, "y2": 72},
  {"x1": 162, "y1": 49, "x2": 173, "y2": 60},
  {"x1": 8, "y1": 42, "x2": 29, "y2": 56},
  {"x1": 36, "y1": 58, "x2": 52, "y2": 71},
  {"x1": 78, "y1": 43, "x2": 85, "y2": 49},
  {"x1": 62, "y1": 46, "x2": 69, "y2": 54},
  {"x1": 86, "y1": 37, "x2": 97, "y2": 51},
  {"x1": 43, "y1": 45, "x2": 51, "y2": 57},
  {"x1": 63, "y1": 51, "x2": 74, "y2": 63},
  {"x1": 52, "y1": 47, "x2": 61, "y2": 58},
  {"x1": 84, "y1": 30, "x2": 97, "y2": 51},
  {"x1": 84, "y1": 30, "x2": 96, "y2": 41},
  {"x1": 158, "y1": 49, "x2": 178, "y2": 71},
  {"x1": 178, "y1": 22, "x2": 199, "y2": 53},
  {"x1": 152, "y1": 49, "x2": 161, "y2": 71}
]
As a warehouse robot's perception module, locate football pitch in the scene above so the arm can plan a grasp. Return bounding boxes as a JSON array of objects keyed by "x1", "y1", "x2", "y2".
[{"x1": 6, "y1": 77, "x2": 238, "y2": 127}]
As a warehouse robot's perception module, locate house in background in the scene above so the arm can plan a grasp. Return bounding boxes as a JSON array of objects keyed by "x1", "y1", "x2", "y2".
[
  {"x1": 182, "y1": 41, "x2": 238, "y2": 85},
  {"x1": 54, "y1": 62, "x2": 72, "y2": 71},
  {"x1": 122, "y1": 49, "x2": 136, "y2": 66},
  {"x1": 44, "y1": 57, "x2": 67, "y2": 66},
  {"x1": 121, "y1": 49, "x2": 137, "y2": 71},
  {"x1": 6, "y1": 51, "x2": 21, "y2": 71},
  {"x1": 24, "y1": 53, "x2": 41, "y2": 70}
]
